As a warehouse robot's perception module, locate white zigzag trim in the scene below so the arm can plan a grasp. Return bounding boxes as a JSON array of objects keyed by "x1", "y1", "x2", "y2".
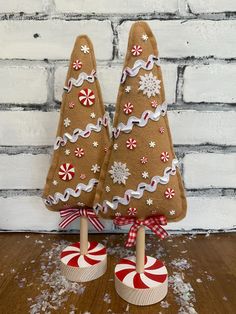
[
  {"x1": 113, "y1": 102, "x2": 167, "y2": 139},
  {"x1": 121, "y1": 54, "x2": 160, "y2": 84},
  {"x1": 94, "y1": 159, "x2": 178, "y2": 214},
  {"x1": 54, "y1": 113, "x2": 109, "y2": 150},
  {"x1": 64, "y1": 70, "x2": 97, "y2": 93},
  {"x1": 43, "y1": 178, "x2": 98, "y2": 206}
]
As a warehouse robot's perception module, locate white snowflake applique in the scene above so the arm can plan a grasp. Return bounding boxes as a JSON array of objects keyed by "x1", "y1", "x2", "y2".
[
  {"x1": 149, "y1": 141, "x2": 156, "y2": 148},
  {"x1": 90, "y1": 112, "x2": 96, "y2": 119},
  {"x1": 138, "y1": 72, "x2": 161, "y2": 98},
  {"x1": 65, "y1": 149, "x2": 70, "y2": 156},
  {"x1": 81, "y1": 45, "x2": 90, "y2": 54},
  {"x1": 113, "y1": 143, "x2": 118, "y2": 150},
  {"x1": 146, "y1": 198, "x2": 153, "y2": 206},
  {"x1": 109, "y1": 161, "x2": 131, "y2": 185},
  {"x1": 105, "y1": 186, "x2": 110, "y2": 193},
  {"x1": 169, "y1": 210, "x2": 176, "y2": 216},
  {"x1": 52, "y1": 180, "x2": 58, "y2": 186},
  {"x1": 142, "y1": 171, "x2": 149, "y2": 179},
  {"x1": 93, "y1": 141, "x2": 99, "y2": 147},
  {"x1": 125, "y1": 86, "x2": 131, "y2": 93},
  {"x1": 141, "y1": 34, "x2": 148, "y2": 41},
  {"x1": 91, "y1": 164, "x2": 100, "y2": 173},
  {"x1": 64, "y1": 118, "x2": 71, "y2": 128}
]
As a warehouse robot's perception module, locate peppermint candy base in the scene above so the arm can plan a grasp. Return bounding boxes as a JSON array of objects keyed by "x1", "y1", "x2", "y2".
[
  {"x1": 60, "y1": 241, "x2": 107, "y2": 282},
  {"x1": 114, "y1": 255, "x2": 168, "y2": 305}
]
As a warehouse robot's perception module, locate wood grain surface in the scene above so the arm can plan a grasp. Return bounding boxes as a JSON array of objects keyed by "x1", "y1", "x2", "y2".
[{"x1": 0, "y1": 232, "x2": 235, "y2": 314}]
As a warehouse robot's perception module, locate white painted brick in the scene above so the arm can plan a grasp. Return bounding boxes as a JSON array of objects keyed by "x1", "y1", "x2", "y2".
[
  {"x1": 0, "y1": 196, "x2": 235, "y2": 231},
  {"x1": 118, "y1": 20, "x2": 236, "y2": 58},
  {"x1": 188, "y1": 0, "x2": 236, "y2": 13},
  {"x1": 1, "y1": 110, "x2": 236, "y2": 146},
  {"x1": 184, "y1": 153, "x2": 236, "y2": 189},
  {"x1": 169, "y1": 110, "x2": 236, "y2": 145},
  {"x1": 0, "y1": 196, "x2": 113, "y2": 231},
  {"x1": 0, "y1": 112, "x2": 58, "y2": 146},
  {"x1": 0, "y1": 65, "x2": 48, "y2": 104},
  {"x1": 54, "y1": 63, "x2": 177, "y2": 104},
  {"x1": 54, "y1": 0, "x2": 178, "y2": 14},
  {"x1": 0, "y1": 154, "x2": 50, "y2": 189},
  {"x1": 0, "y1": 1, "x2": 44, "y2": 13},
  {"x1": 0, "y1": 20, "x2": 113, "y2": 60},
  {"x1": 183, "y1": 64, "x2": 236, "y2": 103}
]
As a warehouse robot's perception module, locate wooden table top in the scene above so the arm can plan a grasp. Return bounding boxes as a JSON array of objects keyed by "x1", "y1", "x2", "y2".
[{"x1": 0, "y1": 232, "x2": 235, "y2": 314}]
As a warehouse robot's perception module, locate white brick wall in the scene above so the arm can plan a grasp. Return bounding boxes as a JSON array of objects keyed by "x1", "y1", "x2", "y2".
[
  {"x1": 184, "y1": 64, "x2": 236, "y2": 103},
  {"x1": 0, "y1": 65, "x2": 48, "y2": 104},
  {"x1": 0, "y1": 1, "x2": 235, "y2": 232}
]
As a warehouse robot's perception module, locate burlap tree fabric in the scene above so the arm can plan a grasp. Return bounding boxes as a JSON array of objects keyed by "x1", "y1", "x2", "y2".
[
  {"x1": 43, "y1": 35, "x2": 110, "y2": 211},
  {"x1": 94, "y1": 22, "x2": 187, "y2": 222}
]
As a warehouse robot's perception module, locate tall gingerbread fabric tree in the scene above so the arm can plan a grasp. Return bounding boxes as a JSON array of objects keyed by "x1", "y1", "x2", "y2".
[
  {"x1": 94, "y1": 22, "x2": 187, "y2": 305},
  {"x1": 42, "y1": 35, "x2": 110, "y2": 282}
]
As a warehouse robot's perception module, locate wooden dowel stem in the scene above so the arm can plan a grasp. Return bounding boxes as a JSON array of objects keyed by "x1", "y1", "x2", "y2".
[
  {"x1": 136, "y1": 225, "x2": 145, "y2": 273},
  {"x1": 80, "y1": 216, "x2": 88, "y2": 255}
]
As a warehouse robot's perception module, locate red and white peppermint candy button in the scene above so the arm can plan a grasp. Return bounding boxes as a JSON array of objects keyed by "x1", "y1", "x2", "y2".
[
  {"x1": 75, "y1": 147, "x2": 85, "y2": 158},
  {"x1": 160, "y1": 152, "x2": 169, "y2": 163},
  {"x1": 72, "y1": 59, "x2": 82, "y2": 70},
  {"x1": 140, "y1": 156, "x2": 148, "y2": 164},
  {"x1": 79, "y1": 88, "x2": 95, "y2": 107},
  {"x1": 123, "y1": 102, "x2": 134, "y2": 115},
  {"x1": 165, "y1": 188, "x2": 175, "y2": 199},
  {"x1": 69, "y1": 102, "x2": 75, "y2": 109},
  {"x1": 127, "y1": 207, "x2": 137, "y2": 216},
  {"x1": 131, "y1": 45, "x2": 143, "y2": 56},
  {"x1": 151, "y1": 100, "x2": 158, "y2": 108},
  {"x1": 159, "y1": 127, "x2": 164, "y2": 134},
  {"x1": 126, "y1": 138, "x2": 137, "y2": 150},
  {"x1": 58, "y1": 163, "x2": 75, "y2": 181}
]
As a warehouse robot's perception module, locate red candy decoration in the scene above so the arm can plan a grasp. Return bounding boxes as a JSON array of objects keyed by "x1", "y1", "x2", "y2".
[
  {"x1": 75, "y1": 147, "x2": 85, "y2": 158},
  {"x1": 140, "y1": 156, "x2": 148, "y2": 164},
  {"x1": 164, "y1": 188, "x2": 175, "y2": 199},
  {"x1": 72, "y1": 59, "x2": 82, "y2": 70},
  {"x1": 126, "y1": 138, "x2": 137, "y2": 150},
  {"x1": 127, "y1": 207, "x2": 137, "y2": 216},
  {"x1": 131, "y1": 45, "x2": 143, "y2": 56},
  {"x1": 58, "y1": 163, "x2": 75, "y2": 181},
  {"x1": 159, "y1": 127, "x2": 164, "y2": 134},
  {"x1": 79, "y1": 88, "x2": 95, "y2": 107},
  {"x1": 160, "y1": 152, "x2": 169, "y2": 163},
  {"x1": 123, "y1": 102, "x2": 134, "y2": 115}
]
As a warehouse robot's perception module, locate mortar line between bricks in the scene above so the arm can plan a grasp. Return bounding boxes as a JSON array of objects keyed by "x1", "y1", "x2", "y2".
[
  {"x1": 0, "y1": 188, "x2": 235, "y2": 198},
  {"x1": 0, "y1": 145, "x2": 236, "y2": 155}
]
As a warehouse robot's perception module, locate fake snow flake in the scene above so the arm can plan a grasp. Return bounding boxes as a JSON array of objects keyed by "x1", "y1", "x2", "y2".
[
  {"x1": 79, "y1": 88, "x2": 95, "y2": 107},
  {"x1": 69, "y1": 102, "x2": 75, "y2": 109},
  {"x1": 109, "y1": 161, "x2": 131, "y2": 185},
  {"x1": 74, "y1": 147, "x2": 85, "y2": 158},
  {"x1": 165, "y1": 188, "x2": 175, "y2": 199},
  {"x1": 142, "y1": 171, "x2": 149, "y2": 179},
  {"x1": 58, "y1": 163, "x2": 75, "y2": 181},
  {"x1": 146, "y1": 198, "x2": 153, "y2": 206},
  {"x1": 138, "y1": 72, "x2": 161, "y2": 98},
  {"x1": 64, "y1": 117, "x2": 71, "y2": 128},
  {"x1": 81, "y1": 44, "x2": 90, "y2": 54},
  {"x1": 131, "y1": 45, "x2": 142, "y2": 56},
  {"x1": 160, "y1": 151, "x2": 170, "y2": 163},
  {"x1": 77, "y1": 202, "x2": 85, "y2": 206},
  {"x1": 127, "y1": 207, "x2": 137, "y2": 216},
  {"x1": 125, "y1": 86, "x2": 131, "y2": 93},
  {"x1": 91, "y1": 164, "x2": 100, "y2": 173},
  {"x1": 171, "y1": 258, "x2": 191, "y2": 271},
  {"x1": 140, "y1": 156, "x2": 148, "y2": 164},
  {"x1": 169, "y1": 209, "x2": 176, "y2": 216},
  {"x1": 65, "y1": 149, "x2": 70, "y2": 156},
  {"x1": 113, "y1": 143, "x2": 118, "y2": 150},
  {"x1": 90, "y1": 112, "x2": 96, "y2": 119},
  {"x1": 160, "y1": 301, "x2": 170, "y2": 308},
  {"x1": 105, "y1": 186, "x2": 110, "y2": 193},
  {"x1": 151, "y1": 100, "x2": 158, "y2": 108},
  {"x1": 103, "y1": 293, "x2": 111, "y2": 304},
  {"x1": 93, "y1": 141, "x2": 99, "y2": 147},
  {"x1": 126, "y1": 138, "x2": 137, "y2": 150},
  {"x1": 123, "y1": 102, "x2": 134, "y2": 115},
  {"x1": 115, "y1": 212, "x2": 121, "y2": 217},
  {"x1": 149, "y1": 141, "x2": 156, "y2": 148},
  {"x1": 52, "y1": 180, "x2": 58, "y2": 186},
  {"x1": 80, "y1": 173, "x2": 86, "y2": 180},
  {"x1": 72, "y1": 59, "x2": 82, "y2": 70},
  {"x1": 159, "y1": 127, "x2": 165, "y2": 134},
  {"x1": 141, "y1": 34, "x2": 149, "y2": 41}
]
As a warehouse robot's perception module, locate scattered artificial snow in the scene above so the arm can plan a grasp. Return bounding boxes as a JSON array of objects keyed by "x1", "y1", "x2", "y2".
[{"x1": 171, "y1": 258, "x2": 191, "y2": 271}]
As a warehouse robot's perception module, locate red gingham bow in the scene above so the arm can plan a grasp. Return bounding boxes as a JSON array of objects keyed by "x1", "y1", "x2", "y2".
[
  {"x1": 59, "y1": 208, "x2": 104, "y2": 231},
  {"x1": 113, "y1": 215, "x2": 168, "y2": 247}
]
